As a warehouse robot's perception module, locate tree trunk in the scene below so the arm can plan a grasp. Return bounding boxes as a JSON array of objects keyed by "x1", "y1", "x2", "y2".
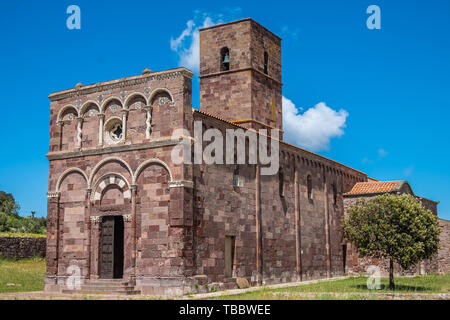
[{"x1": 389, "y1": 258, "x2": 395, "y2": 290}]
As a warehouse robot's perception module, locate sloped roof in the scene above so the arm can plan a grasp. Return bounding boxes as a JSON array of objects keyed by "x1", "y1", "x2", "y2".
[{"x1": 344, "y1": 181, "x2": 405, "y2": 195}]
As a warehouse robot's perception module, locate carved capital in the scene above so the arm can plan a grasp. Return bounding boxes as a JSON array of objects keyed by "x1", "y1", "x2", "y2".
[
  {"x1": 123, "y1": 214, "x2": 132, "y2": 223},
  {"x1": 47, "y1": 191, "x2": 60, "y2": 198},
  {"x1": 97, "y1": 113, "x2": 105, "y2": 120},
  {"x1": 56, "y1": 120, "x2": 64, "y2": 126},
  {"x1": 90, "y1": 216, "x2": 100, "y2": 224},
  {"x1": 169, "y1": 180, "x2": 194, "y2": 189}
]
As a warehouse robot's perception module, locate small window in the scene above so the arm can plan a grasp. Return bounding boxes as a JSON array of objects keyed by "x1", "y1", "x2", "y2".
[
  {"x1": 233, "y1": 166, "x2": 240, "y2": 187},
  {"x1": 279, "y1": 167, "x2": 284, "y2": 197},
  {"x1": 225, "y1": 235, "x2": 236, "y2": 278},
  {"x1": 263, "y1": 51, "x2": 268, "y2": 74},
  {"x1": 307, "y1": 175, "x2": 313, "y2": 200},
  {"x1": 332, "y1": 184, "x2": 338, "y2": 205},
  {"x1": 221, "y1": 47, "x2": 230, "y2": 71}
]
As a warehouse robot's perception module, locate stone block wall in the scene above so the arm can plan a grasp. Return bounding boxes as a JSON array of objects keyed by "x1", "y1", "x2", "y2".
[
  {"x1": 192, "y1": 112, "x2": 367, "y2": 287},
  {"x1": 0, "y1": 236, "x2": 46, "y2": 259},
  {"x1": 437, "y1": 219, "x2": 450, "y2": 274}
]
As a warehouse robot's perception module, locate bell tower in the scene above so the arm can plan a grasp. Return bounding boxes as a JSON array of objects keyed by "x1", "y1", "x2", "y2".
[{"x1": 199, "y1": 18, "x2": 283, "y2": 138}]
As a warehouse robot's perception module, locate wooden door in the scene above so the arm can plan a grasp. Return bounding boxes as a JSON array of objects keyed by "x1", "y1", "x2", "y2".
[{"x1": 100, "y1": 216, "x2": 115, "y2": 279}]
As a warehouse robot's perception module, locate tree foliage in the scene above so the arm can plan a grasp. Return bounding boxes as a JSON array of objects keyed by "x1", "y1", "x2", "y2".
[
  {"x1": 0, "y1": 191, "x2": 46, "y2": 235},
  {"x1": 0, "y1": 191, "x2": 20, "y2": 217},
  {"x1": 343, "y1": 194, "x2": 440, "y2": 271}
]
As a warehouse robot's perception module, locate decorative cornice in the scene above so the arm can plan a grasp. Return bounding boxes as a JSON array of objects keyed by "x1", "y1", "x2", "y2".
[
  {"x1": 48, "y1": 68, "x2": 193, "y2": 102},
  {"x1": 199, "y1": 67, "x2": 282, "y2": 86},
  {"x1": 46, "y1": 137, "x2": 182, "y2": 161},
  {"x1": 169, "y1": 180, "x2": 194, "y2": 189}
]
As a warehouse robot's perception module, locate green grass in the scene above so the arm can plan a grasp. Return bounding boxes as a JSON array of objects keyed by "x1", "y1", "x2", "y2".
[
  {"x1": 0, "y1": 257, "x2": 46, "y2": 293},
  {"x1": 207, "y1": 275, "x2": 450, "y2": 300},
  {"x1": 0, "y1": 232, "x2": 46, "y2": 238},
  {"x1": 276, "y1": 275, "x2": 450, "y2": 293}
]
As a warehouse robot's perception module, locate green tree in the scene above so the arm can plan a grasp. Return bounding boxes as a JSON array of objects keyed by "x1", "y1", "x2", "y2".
[
  {"x1": 0, "y1": 191, "x2": 20, "y2": 216},
  {"x1": 343, "y1": 194, "x2": 440, "y2": 289}
]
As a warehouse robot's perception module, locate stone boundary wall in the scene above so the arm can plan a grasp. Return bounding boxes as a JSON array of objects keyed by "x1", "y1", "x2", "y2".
[{"x1": 0, "y1": 236, "x2": 46, "y2": 259}]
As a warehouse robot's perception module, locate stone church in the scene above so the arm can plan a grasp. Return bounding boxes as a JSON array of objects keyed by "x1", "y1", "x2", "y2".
[{"x1": 44, "y1": 18, "x2": 447, "y2": 295}]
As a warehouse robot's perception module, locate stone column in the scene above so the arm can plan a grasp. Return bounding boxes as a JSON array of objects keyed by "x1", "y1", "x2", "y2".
[
  {"x1": 294, "y1": 161, "x2": 302, "y2": 281},
  {"x1": 97, "y1": 113, "x2": 104, "y2": 146},
  {"x1": 323, "y1": 169, "x2": 331, "y2": 278},
  {"x1": 168, "y1": 181, "x2": 194, "y2": 277},
  {"x1": 76, "y1": 117, "x2": 83, "y2": 149},
  {"x1": 144, "y1": 105, "x2": 152, "y2": 139},
  {"x1": 255, "y1": 165, "x2": 263, "y2": 285},
  {"x1": 46, "y1": 192, "x2": 60, "y2": 277},
  {"x1": 56, "y1": 120, "x2": 64, "y2": 151},
  {"x1": 121, "y1": 109, "x2": 129, "y2": 141},
  {"x1": 89, "y1": 215, "x2": 101, "y2": 279},
  {"x1": 85, "y1": 189, "x2": 92, "y2": 279},
  {"x1": 130, "y1": 184, "x2": 137, "y2": 278}
]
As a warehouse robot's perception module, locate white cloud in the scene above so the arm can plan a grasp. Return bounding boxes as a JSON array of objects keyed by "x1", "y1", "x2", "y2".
[
  {"x1": 170, "y1": 9, "x2": 242, "y2": 73},
  {"x1": 170, "y1": 17, "x2": 216, "y2": 73},
  {"x1": 403, "y1": 165, "x2": 414, "y2": 176},
  {"x1": 282, "y1": 96, "x2": 348, "y2": 152},
  {"x1": 378, "y1": 148, "x2": 388, "y2": 158},
  {"x1": 281, "y1": 25, "x2": 300, "y2": 41}
]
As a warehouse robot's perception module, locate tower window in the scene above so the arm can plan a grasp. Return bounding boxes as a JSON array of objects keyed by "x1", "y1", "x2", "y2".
[
  {"x1": 221, "y1": 47, "x2": 230, "y2": 71},
  {"x1": 307, "y1": 175, "x2": 313, "y2": 200},
  {"x1": 264, "y1": 51, "x2": 268, "y2": 74}
]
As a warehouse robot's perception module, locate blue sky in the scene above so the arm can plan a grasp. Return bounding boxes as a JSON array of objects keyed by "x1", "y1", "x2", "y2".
[{"x1": 0, "y1": 0, "x2": 449, "y2": 219}]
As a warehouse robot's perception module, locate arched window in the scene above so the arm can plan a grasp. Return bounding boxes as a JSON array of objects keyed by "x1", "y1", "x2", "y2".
[
  {"x1": 279, "y1": 167, "x2": 284, "y2": 197},
  {"x1": 233, "y1": 165, "x2": 240, "y2": 187},
  {"x1": 221, "y1": 47, "x2": 230, "y2": 71},
  {"x1": 307, "y1": 175, "x2": 313, "y2": 200},
  {"x1": 332, "y1": 183, "x2": 337, "y2": 205},
  {"x1": 263, "y1": 51, "x2": 268, "y2": 74}
]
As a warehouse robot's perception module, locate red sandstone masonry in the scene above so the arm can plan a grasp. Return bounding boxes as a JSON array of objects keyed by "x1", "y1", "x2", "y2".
[{"x1": 44, "y1": 18, "x2": 444, "y2": 296}]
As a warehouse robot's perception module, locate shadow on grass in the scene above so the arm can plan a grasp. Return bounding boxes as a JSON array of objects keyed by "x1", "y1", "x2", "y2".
[{"x1": 354, "y1": 284, "x2": 430, "y2": 292}]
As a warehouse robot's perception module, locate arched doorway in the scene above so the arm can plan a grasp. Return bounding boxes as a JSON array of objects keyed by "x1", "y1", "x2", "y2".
[{"x1": 99, "y1": 215, "x2": 124, "y2": 279}]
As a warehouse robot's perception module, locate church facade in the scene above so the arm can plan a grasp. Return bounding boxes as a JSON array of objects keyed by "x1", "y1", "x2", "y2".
[{"x1": 44, "y1": 18, "x2": 444, "y2": 296}]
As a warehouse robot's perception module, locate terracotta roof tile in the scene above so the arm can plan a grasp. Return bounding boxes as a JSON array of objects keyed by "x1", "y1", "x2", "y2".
[{"x1": 345, "y1": 181, "x2": 404, "y2": 195}]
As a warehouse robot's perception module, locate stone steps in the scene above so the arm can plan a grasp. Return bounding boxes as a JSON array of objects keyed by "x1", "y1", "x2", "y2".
[
  {"x1": 62, "y1": 289, "x2": 141, "y2": 295},
  {"x1": 62, "y1": 279, "x2": 141, "y2": 295}
]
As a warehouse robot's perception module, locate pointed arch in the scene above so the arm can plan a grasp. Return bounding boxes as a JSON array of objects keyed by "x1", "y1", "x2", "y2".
[
  {"x1": 55, "y1": 167, "x2": 88, "y2": 192},
  {"x1": 133, "y1": 158, "x2": 173, "y2": 184}
]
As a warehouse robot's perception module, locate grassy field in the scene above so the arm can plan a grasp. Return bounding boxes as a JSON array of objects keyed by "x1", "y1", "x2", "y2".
[
  {"x1": 207, "y1": 275, "x2": 450, "y2": 300},
  {"x1": 0, "y1": 257, "x2": 448, "y2": 300},
  {"x1": 0, "y1": 257, "x2": 46, "y2": 293}
]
